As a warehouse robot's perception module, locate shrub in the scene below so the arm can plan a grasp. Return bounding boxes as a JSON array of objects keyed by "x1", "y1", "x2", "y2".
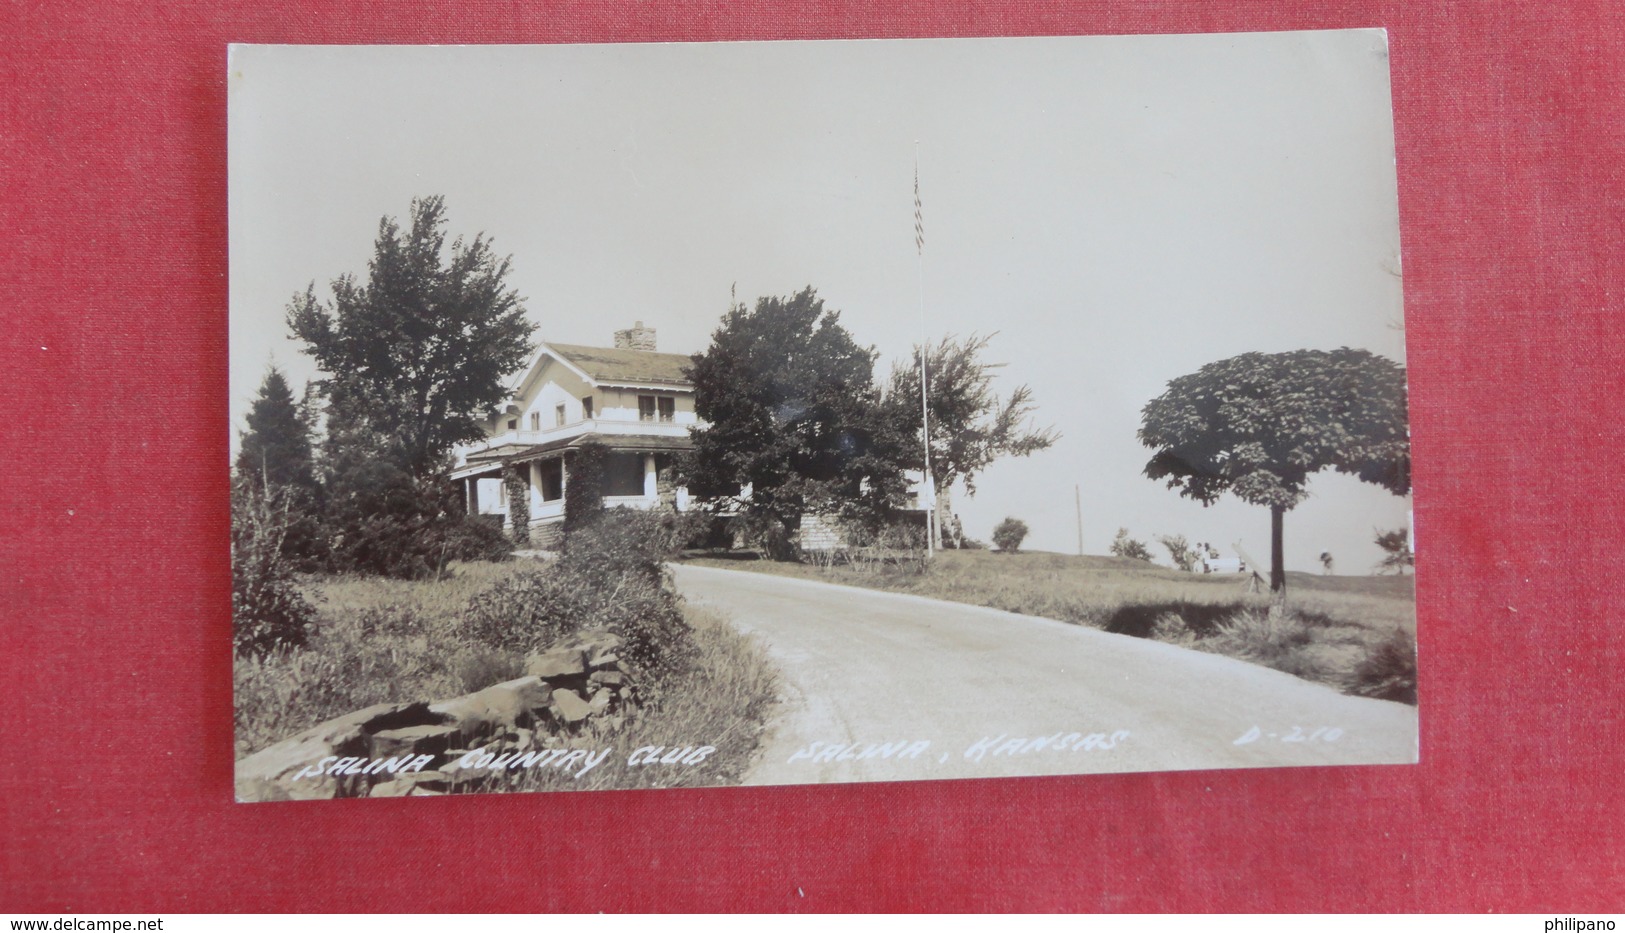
[
  {"x1": 1348, "y1": 627, "x2": 1417, "y2": 704},
  {"x1": 232, "y1": 481, "x2": 318, "y2": 657},
  {"x1": 1104, "y1": 600, "x2": 1248, "y2": 638},
  {"x1": 321, "y1": 448, "x2": 461, "y2": 579},
  {"x1": 453, "y1": 645, "x2": 527, "y2": 694},
  {"x1": 461, "y1": 509, "x2": 693, "y2": 674},
  {"x1": 562, "y1": 507, "x2": 686, "y2": 583},
  {"x1": 992, "y1": 517, "x2": 1029, "y2": 553},
  {"x1": 437, "y1": 514, "x2": 515, "y2": 564},
  {"x1": 1110, "y1": 527, "x2": 1156, "y2": 562},
  {"x1": 1149, "y1": 611, "x2": 1198, "y2": 646},
  {"x1": 733, "y1": 510, "x2": 799, "y2": 562},
  {"x1": 1157, "y1": 533, "x2": 1198, "y2": 571},
  {"x1": 460, "y1": 568, "x2": 588, "y2": 654},
  {"x1": 1198, "y1": 606, "x2": 1326, "y2": 680},
  {"x1": 316, "y1": 414, "x2": 509, "y2": 579}
]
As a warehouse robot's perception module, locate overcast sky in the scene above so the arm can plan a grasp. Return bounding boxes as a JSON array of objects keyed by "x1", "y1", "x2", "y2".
[{"x1": 228, "y1": 30, "x2": 1409, "y2": 572}]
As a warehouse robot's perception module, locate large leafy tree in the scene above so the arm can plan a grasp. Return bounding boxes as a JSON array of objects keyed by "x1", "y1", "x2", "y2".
[
  {"x1": 287, "y1": 195, "x2": 536, "y2": 479},
  {"x1": 1138, "y1": 347, "x2": 1410, "y2": 592},
  {"x1": 683, "y1": 287, "x2": 908, "y2": 553},
  {"x1": 887, "y1": 334, "x2": 1058, "y2": 547}
]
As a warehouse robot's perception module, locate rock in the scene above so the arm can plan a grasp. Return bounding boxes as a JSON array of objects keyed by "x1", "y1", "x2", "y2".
[
  {"x1": 526, "y1": 649, "x2": 587, "y2": 679},
  {"x1": 370, "y1": 724, "x2": 460, "y2": 759},
  {"x1": 235, "y1": 701, "x2": 427, "y2": 803},
  {"x1": 235, "y1": 640, "x2": 644, "y2": 803},
  {"x1": 576, "y1": 630, "x2": 623, "y2": 651},
  {"x1": 551, "y1": 688, "x2": 593, "y2": 724},
  {"x1": 398, "y1": 770, "x2": 452, "y2": 792},
  {"x1": 431, "y1": 676, "x2": 551, "y2": 740}
]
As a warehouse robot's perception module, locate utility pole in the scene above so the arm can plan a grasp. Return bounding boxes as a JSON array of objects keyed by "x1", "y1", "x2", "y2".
[{"x1": 1075, "y1": 484, "x2": 1084, "y2": 557}]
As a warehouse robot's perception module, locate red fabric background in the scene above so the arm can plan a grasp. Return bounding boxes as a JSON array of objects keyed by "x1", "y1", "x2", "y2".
[{"x1": 3, "y1": 1, "x2": 1621, "y2": 913}]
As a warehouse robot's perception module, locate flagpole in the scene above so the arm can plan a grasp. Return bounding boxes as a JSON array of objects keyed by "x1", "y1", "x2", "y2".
[{"x1": 914, "y1": 144, "x2": 935, "y2": 556}]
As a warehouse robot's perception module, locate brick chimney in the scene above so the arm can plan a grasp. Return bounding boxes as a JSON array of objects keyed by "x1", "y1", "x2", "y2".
[{"x1": 613, "y1": 321, "x2": 657, "y2": 351}]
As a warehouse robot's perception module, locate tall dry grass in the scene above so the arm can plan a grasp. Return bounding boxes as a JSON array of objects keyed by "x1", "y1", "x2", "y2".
[
  {"x1": 233, "y1": 561, "x2": 531, "y2": 756},
  {"x1": 234, "y1": 558, "x2": 782, "y2": 789},
  {"x1": 470, "y1": 607, "x2": 780, "y2": 793}
]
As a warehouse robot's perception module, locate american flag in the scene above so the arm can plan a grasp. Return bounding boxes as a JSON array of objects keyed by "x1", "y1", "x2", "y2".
[{"x1": 914, "y1": 164, "x2": 924, "y2": 254}]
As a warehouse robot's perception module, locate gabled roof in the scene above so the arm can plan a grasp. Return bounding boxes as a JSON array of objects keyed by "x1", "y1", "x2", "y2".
[{"x1": 546, "y1": 343, "x2": 693, "y2": 388}]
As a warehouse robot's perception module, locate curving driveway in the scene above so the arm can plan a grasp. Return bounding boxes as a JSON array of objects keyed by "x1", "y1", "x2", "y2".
[{"x1": 670, "y1": 563, "x2": 1419, "y2": 786}]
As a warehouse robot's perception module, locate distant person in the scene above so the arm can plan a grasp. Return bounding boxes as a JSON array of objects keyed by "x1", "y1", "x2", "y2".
[{"x1": 1320, "y1": 551, "x2": 1334, "y2": 575}]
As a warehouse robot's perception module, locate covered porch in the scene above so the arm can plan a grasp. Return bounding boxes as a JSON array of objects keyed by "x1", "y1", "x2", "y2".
[{"x1": 452, "y1": 433, "x2": 692, "y2": 542}]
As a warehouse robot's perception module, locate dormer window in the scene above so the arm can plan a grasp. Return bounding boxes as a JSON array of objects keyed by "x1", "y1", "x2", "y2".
[
  {"x1": 529, "y1": 412, "x2": 540, "y2": 431},
  {"x1": 582, "y1": 396, "x2": 594, "y2": 419},
  {"x1": 506, "y1": 418, "x2": 518, "y2": 431},
  {"x1": 555, "y1": 403, "x2": 566, "y2": 427}
]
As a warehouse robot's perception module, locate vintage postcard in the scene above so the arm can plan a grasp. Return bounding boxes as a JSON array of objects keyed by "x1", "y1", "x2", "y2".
[{"x1": 229, "y1": 30, "x2": 1417, "y2": 801}]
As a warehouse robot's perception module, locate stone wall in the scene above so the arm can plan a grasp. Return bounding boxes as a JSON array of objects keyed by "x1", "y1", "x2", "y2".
[
  {"x1": 235, "y1": 629, "x2": 637, "y2": 802},
  {"x1": 796, "y1": 513, "x2": 844, "y2": 552}
]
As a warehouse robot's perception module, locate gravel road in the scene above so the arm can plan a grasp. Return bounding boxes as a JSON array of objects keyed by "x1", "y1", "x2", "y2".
[{"x1": 670, "y1": 563, "x2": 1419, "y2": 785}]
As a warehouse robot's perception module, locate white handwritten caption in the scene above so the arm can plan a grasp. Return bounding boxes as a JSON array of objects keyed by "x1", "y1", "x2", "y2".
[
  {"x1": 289, "y1": 724, "x2": 1343, "y2": 785},
  {"x1": 784, "y1": 731, "x2": 1133, "y2": 767},
  {"x1": 291, "y1": 745, "x2": 717, "y2": 783},
  {"x1": 1233, "y1": 725, "x2": 1344, "y2": 745}
]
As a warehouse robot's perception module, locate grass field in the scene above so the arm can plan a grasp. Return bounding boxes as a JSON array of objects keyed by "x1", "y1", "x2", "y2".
[
  {"x1": 234, "y1": 559, "x2": 781, "y2": 789},
  {"x1": 684, "y1": 549, "x2": 1417, "y2": 704}
]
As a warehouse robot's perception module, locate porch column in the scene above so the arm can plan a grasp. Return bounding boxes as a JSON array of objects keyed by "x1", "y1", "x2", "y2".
[
  {"x1": 530, "y1": 461, "x2": 544, "y2": 516},
  {"x1": 643, "y1": 454, "x2": 658, "y2": 500}
]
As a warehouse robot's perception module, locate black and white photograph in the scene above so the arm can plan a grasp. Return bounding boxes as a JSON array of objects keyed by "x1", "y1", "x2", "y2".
[{"x1": 229, "y1": 30, "x2": 1418, "y2": 802}]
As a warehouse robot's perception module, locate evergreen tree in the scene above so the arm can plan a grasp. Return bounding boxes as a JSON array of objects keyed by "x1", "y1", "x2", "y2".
[
  {"x1": 234, "y1": 365, "x2": 325, "y2": 569},
  {"x1": 235, "y1": 365, "x2": 317, "y2": 495}
]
